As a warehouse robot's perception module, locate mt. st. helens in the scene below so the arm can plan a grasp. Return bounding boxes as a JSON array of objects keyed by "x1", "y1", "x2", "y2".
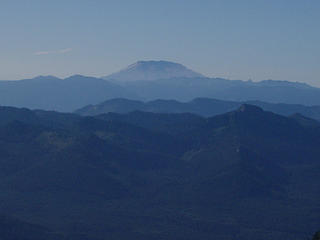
[{"x1": 102, "y1": 60, "x2": 205, "y2": 82}]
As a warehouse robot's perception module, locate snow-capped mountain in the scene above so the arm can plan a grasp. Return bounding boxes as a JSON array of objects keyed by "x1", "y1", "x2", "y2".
[{"x1": 102, "y1": 60, "x2": 205, "y2": 82}]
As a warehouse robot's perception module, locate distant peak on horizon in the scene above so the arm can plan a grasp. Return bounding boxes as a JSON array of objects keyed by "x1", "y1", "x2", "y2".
[
  {"x1": 102, "y1": 60, "x2": 205, "y2": 82},
  {"x1": 32, "y1": 75, "x2": 61, "y2": 80}
]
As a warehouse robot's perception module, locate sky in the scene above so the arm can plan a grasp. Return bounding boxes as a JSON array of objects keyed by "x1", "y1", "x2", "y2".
[{"x1": 0, "y1": 0, "x2": 319, "y2": 86}]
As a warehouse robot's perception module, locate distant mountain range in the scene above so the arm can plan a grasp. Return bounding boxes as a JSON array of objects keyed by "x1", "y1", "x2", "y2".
[
  {"x1": 75, "y1": 97, "x2": 320, "y2": 121},
  {"x1": 0, "y1": 75, "x2": 136, "y2": 112},
  {"x1": 0, "y1": 104, "x2": 319, "y2": 239},
  {"x1": 1, "y1": 61, "x2": 320, "y2": 111},
  {"x1": 119, "y1": 75, "x2": 320, "y2": 105}
]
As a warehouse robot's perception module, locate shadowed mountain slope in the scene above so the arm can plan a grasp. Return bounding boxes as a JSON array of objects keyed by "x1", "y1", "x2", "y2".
[{"x1": 0, "y1": 215, "x2": 65, "y2": 240}]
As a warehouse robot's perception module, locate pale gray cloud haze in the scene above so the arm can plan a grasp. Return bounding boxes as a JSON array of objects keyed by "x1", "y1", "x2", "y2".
[
  {"x1": 34, "y1": 51, "x2": 51, "y2": 55},
  {"x1": 34, "y1": 48, "x2": 72, "y2": 56},
  {"x1": 58, "y1": 48, "x2": 72, "y2": 54}
]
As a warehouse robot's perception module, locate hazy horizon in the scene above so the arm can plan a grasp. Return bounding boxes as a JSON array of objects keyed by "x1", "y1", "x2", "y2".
[
  {"x1": 1, "y1": 2, "x2": 320, "y2": 239},
  {"x1": 1, "y1": 60, "x2": 319, "y2": 88},
  {"x1": 1, "y1": 1, "x2": 319, "y2": 86}
]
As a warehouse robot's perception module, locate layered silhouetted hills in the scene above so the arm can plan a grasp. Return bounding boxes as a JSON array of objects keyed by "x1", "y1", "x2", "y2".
[
  {"x1": 75, "y1": 97, "x2": 320, "y2": 120},
  {"x1": 118, "y1": 76, "x2": 320, "y2": 105},
  {"x1": 0, "y1": 104, "x2": 319, "y2": 239},
  {"x1": 1, "y1": 61, "x2": 320, "y2": 112}
]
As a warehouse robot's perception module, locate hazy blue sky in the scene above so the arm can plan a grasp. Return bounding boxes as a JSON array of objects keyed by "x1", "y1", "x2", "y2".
[{"x1": 1, "y1": 0, "x2": 319, "y2": 86}]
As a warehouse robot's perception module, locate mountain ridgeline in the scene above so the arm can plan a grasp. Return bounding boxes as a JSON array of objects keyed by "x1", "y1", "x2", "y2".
[
  {"x1": 75, "y1": 97, "x2": 320, "y2": 120},
  {"x1": 0, "y1": 75, "x2": 136, "y2": 112},
  {"x1": 1, "y1": 61, "x2": 320, "y2": 112},
  {"x1": 0, "y1": 104, "x2": 319, "y2": 239}
]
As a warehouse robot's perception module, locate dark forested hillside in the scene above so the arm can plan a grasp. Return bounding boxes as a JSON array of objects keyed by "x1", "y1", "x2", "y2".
[
  {"x1": 0, "y1": 105, "x2": 319, "y2": 239},
  {"x1": 313, "y1": 231, "x2": 320, "y2": 240},
  {"x1": 0, "y1": 215, "x2": 65, "y2": 240}
]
